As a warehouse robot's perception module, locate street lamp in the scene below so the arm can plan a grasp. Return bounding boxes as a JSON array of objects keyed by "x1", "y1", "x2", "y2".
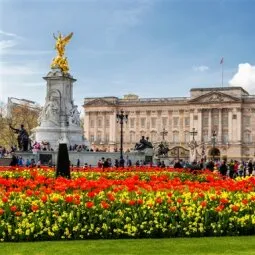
[
  {"x1": 211, "y1": 130, "x2": 217, "y2": 161},
  {"x1": 116, "y1": 110, "x2": 128, "y2": 167}
]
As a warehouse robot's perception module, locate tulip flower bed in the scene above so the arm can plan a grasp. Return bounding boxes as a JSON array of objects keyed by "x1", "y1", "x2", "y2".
[{"x1": 1, "y1": 167, "x2": 255, "y2": 241}]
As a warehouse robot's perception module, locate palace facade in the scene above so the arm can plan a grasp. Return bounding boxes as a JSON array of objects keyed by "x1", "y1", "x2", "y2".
[{"x1": 83, "y1": 87, "x2": 255, "y2": 160}]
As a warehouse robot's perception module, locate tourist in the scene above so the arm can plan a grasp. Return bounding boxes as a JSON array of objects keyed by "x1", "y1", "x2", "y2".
[
  {"x1": 161, "y1": 161, "x2": 166, "y2": 168},
  {"x1": 26, "y1": 159, "x2": 31, "y2": 167},
  {"x1": 97, "y1": 159, "x2": 103, "y2": 168},
  {"x1": 219, "y1": 160, "x2": 228, "y2": 177},
  {"x1": 206, "y1": 160, "x2": 214, "y2": 171},
  {"x1": 127, "y1": 158, "x2": 132, "y2": 167},
  {"x1": 248, "y1": 160, "x2": 253, "y2": 176},
  {"x1": 36, "y1": 160, "x2": 41, "y2": 168},
  {"x1": 10, "y1": 154, "x2": 18, "y2": 166},
  {"x1": 76, "y1": 158, "x2": 80, "y2": 167},
  {"x1": 114, "y1": 159, "x2": 119, "y2": 168},
  {"x1": 174, "y1": 160, "x2": 183, "y2": 169}
]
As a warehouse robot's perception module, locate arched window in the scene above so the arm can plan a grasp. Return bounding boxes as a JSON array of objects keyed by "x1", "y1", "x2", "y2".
[
  {"x1": 173, "y1": 131, "x2": 179, "y2": 143},
  {"x1": 97, "y1": 131, "x2": 102, "y2": 142},
  {"x1": 184, "y1": 131, "x2": 189, "y2": 143},
  {"x1": 151, "y1": 131, "x2": 157, "y2": 142},
  {"x1": 243, "y1": 131, "x2": 251, "y2": 143},
  {"x1": 129, "y1": 132, "x2": 135, "y2": 143}
]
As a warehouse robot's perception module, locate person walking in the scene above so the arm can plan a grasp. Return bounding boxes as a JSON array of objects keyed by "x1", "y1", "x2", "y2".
[{"x1": 219, "y1": 160, "x2": 228, "y2": 177}]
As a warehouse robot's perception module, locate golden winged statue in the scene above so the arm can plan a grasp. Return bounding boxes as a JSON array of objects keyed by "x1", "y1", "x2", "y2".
[{"x1": 51, "y1": 32, "x2": 73, "y2": 73}]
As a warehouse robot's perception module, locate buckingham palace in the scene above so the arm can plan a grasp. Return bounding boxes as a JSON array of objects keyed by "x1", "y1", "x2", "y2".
[{"x1": 83, "y1": 86, "x2": 255, "y2": 160}]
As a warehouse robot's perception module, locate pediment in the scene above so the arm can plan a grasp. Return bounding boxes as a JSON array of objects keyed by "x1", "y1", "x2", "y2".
[
  {"x1": 190, "y1": 91, "x2": 241, "y2": 104},
  {"x1": 84, "y1": 98, "x2": 116, "y2": 107}
]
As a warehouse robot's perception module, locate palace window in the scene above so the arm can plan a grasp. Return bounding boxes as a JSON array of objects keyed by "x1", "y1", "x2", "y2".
[
  {"x1": 173, "y1": 131, "x2": 179, "y2": 143},
  {"x1": 129, "y1": 132, "x2": 135, "y2": 143},
  {"x1": 151, "y1": 131, "x2": 157, "y2": 142},
  {"x1": 202, "y1": 130, "x2": 208, "y2": 142},
  {"x1": 141, "y1": 118, "x2": 146, "y2": 128},
  {"x1": 243, "y1": 116, "x2": 251, "y2": 127},
  {"x1": 105, "y1": 134, "x2": 109, "y2": 143},
  {"x1": 105, "y1": 118, "x2": 110, "y2": 128},
  {"x1": 90, "y1": 119, "x2": 94, "y2": 128},
  {"x1": 184, "y1": 131, "x2": 189, "y2": 143},
  {"x1": 98, "y1": 118, "x2": 102, "y2": 128},
  {"x1": 151, "y1": 117, "x2": 156, "y2": 128},
  {"x1": 162, "y1": 117, "x2": 167, "y2": 127},
  {"x1": 202, "y1": 117, "x2": 208, "y2": 128},
  {"x1": 222, "y1": 131, "x2": 228, "y2": 144},
  {"x1": 222, "y1": 110, "x2": 228, "y2": 128},
  {"x1": 184, "y1": 117, "x2": 190, "y2": 127},
  {"x1": 90, "y1": 135, "x2": 94, "y2": 142},
  {"x1": 243, "y1": 131, "x2": 251, "y2": 143},
  {"x1": 173, "y1": 117, "x2": 179, "y2": 128},
  {"x1": 97, "y1": 132, "x2": 102, "y2": 142},
  {"x1": 130, "y1": 118, "x2": 135, "y2": 128}
]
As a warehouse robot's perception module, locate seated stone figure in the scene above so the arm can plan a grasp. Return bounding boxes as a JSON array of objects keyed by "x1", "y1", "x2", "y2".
[{"x1": 134, "y1": 136, "x2": 153, "y2": 151}]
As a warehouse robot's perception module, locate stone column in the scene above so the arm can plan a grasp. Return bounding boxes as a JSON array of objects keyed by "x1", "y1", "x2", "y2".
[
  {"x1": 228, "y1": 109, "x2": 233, "y2": 142},
  {"x1": 208, "y1": 109, "x2": 212, "y2": 139},
  {"x1": 102, "y1": 112, "x2": 106, "y2": 144},
  {"x1": 94, "y1": 112, "x2": 98, "y2": 142},
  {"x1": 197, "y1": 109, "x2": 202, "y2": 143},
  {"x1": 236, "y1": 108, "x2": 242, "y2": 143},
  {"x1": 189, "y1": 109, "x2": 194, "y2": 130},
  {"x1": 218, "y1": 109, "x2": 222, "y2": 144},
  {"x1": 84, "y1": 111, "x2": 90, "y2": 142},
  {"x1": 157, "y1": 110, "x2": 162, "y2": 131},
  {"x1": 109, "y1": 111, "x2": 117, "y2": 144}
]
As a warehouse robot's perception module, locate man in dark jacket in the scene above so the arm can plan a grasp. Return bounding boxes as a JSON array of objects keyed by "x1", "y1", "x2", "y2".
[
  {"x1": 219, "y1": 160, "x2": 228, "y2": 177},
  {"x1": 174, "y1": 160, "x2": 183, "y2": 169}
]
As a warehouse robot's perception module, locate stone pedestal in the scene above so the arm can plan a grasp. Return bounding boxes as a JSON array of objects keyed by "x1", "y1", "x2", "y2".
[{"x1": 33, "y1": 68, "x2": 86, "y2": 150}]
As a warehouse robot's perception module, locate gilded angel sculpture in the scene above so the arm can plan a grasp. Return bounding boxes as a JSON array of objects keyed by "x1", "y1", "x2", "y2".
[{"x1": 51, "y1": 32, "x2": 73, "y2": 73}]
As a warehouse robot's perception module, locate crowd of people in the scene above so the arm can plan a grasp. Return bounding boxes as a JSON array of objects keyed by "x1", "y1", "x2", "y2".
[
  {"x1": 171, "y1": 158, "x2": 255, "y2": 178},
  {"x1": 9, "y1": 154, "x2": 41, "y2": 167},
  {"x1": 0, "y1": 145, "x2": 17, "y2": 158},
  {"x1": 1, "y1": 142, "x2": 255, "y2": 178}
]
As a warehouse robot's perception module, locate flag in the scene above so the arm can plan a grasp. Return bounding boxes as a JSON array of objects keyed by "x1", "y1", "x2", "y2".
[{"x1": 220, "y1": 57, "x2": 224, "y2": 64}]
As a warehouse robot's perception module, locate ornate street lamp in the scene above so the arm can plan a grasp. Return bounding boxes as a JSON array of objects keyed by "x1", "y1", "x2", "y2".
[
  {"x1": 116, "y1": 110, "x2": 128, "y2": 167},
  {"x1": 211, "y1": 130, "x2": 217, "y2": 161}
]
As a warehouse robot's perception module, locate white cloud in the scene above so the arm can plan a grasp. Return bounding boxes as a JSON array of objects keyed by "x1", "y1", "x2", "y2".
[
  {"x1": 0, "y1": 62, "x2": 41, "y2": 75},
  {"x1": 229, "y1": 63, "x2": 255, "y2": 93},
  {"x1": 0, "y1": 30, "x2": 19, "y2": 38},
  {"x1": 0, "y1": 30, "x2": 22, "y2": 54},
  {"x1": 192, "y1": 65, "x2": 209, "y2": 72},
  {"x1": 0, "y1": 40, "x2": 17, "y2": 50},
  {"x1": 1, "y1": 49, "x2": 51, "y2": 56}
]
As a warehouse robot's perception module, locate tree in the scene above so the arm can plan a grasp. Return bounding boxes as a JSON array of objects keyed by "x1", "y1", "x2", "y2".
[{"x1": 0, "y1": 102, "x2": 40, "y2": 149}]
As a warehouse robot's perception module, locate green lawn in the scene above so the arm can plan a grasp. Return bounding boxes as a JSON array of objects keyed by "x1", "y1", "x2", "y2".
[{"x1": 1, "y1": 236, "x2": 255, "y2": 255}]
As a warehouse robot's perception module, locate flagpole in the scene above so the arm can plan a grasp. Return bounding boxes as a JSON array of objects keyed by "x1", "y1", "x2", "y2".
[
  {"x1": 221, "y1": 61, "x2": 223, "y2": 87},
  {"x1": 220, "y1": 57, "x2": 224, "y2": 87}
]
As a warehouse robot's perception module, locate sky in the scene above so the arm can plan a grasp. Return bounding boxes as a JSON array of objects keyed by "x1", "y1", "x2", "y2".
[{"x1": 1, "y1": 0, "x2": 255, "y2": 111}]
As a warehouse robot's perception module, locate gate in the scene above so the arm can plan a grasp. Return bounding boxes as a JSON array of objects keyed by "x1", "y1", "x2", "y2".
[{"x1": 168, "y1": 146, "x2": 189, "y2": 159}]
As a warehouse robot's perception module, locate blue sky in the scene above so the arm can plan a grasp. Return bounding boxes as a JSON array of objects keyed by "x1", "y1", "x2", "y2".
[{"x1": 1, "y1": 0, "x2": 255, "y2": 110}]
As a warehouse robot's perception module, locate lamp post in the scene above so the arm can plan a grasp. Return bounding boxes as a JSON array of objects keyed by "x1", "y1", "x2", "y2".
[
  {"x1": 211, "y1": 130, "x2": 217, "y2": 161},
  {"x1": 160, "y1": 128, "x2": 168, "y2": 141},
  {"x1": 116, "y1": 110, "x2": 128, "y2": 167},
  {"x1": 189, "y1": 128, "x2": 198, "y2": 141}
]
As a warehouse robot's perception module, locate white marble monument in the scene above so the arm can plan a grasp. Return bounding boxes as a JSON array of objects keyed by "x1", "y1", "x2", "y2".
[
  {"x1": 33, "y1": 68, "x2": 85, "y2": 150},
  {"x1": 32, "y1": 32, "x2": 86, "y2": 150}
]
